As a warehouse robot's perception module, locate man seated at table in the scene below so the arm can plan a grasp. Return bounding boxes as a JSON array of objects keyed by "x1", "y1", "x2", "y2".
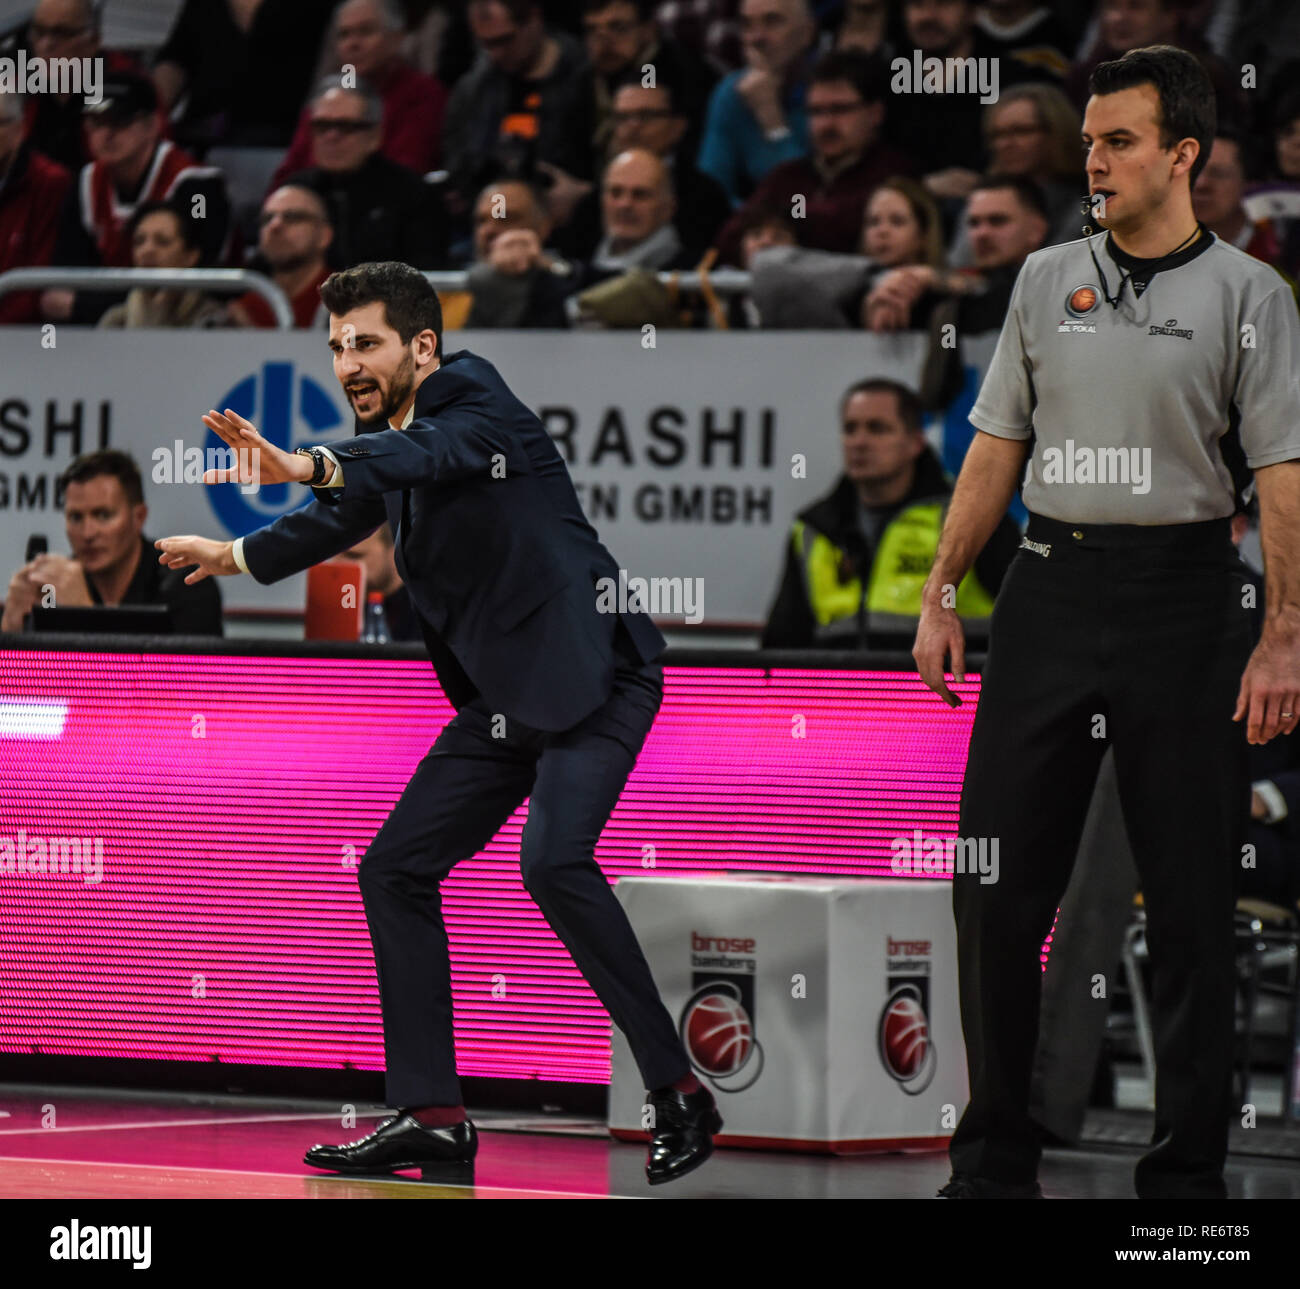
[
  {"x1": 1, "y1": 450, "x2": 223, "y2": 635},
  {"x1": 333, "y1": 522, "x2": 422, "y2": 642}
]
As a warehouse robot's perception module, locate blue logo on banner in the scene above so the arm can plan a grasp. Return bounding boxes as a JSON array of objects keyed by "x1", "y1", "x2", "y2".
[{"x1": 206, "y1": 362, "x2": 345, "y2": 536}]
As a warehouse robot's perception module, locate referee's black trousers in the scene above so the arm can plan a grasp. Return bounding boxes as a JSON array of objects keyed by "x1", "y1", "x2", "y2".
[
  {"x1": 356, "y1": 654, "x2": 691, "y2": 1107},
  {"x1": 950, "y1": 512, "x2": 1253, "y2": 1198}
]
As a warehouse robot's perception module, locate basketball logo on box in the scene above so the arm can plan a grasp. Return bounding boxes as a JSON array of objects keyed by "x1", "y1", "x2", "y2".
[
  {"x1": 680, "y1": 931, "x2": 765, "y2": 1092},
  {"x1": 878, "y1": 936, "x2": 936, "y2": 1095}
]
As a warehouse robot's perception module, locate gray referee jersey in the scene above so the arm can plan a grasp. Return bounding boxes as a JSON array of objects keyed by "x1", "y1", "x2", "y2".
[{"x1": 969, "y1": 230, "x2": 1300, "y2": 523}]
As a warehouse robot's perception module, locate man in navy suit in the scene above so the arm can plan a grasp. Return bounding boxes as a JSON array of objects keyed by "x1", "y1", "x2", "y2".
[{"x1": 156, "y1": 260, "x2": 720, "y2": 1185}]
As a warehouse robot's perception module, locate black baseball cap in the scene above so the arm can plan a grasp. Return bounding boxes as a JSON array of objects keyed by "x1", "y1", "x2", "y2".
[{"x1": 84, "y1": 71, "x2": 157, "y2": 126}]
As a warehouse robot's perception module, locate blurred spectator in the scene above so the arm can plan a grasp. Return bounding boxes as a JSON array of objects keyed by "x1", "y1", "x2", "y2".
[
  {"x1": 713, "y1": 48, "x2": 911, "y2": 264},
  {"x1": 0, "y1": 91, "x2": 72, "y2": 325},
  {"x1": 918, "y1": 175, "x2": 1049, "y2": 409},
  {"x1": 1241, "y1": 90, "x2": 1300, "y2": 283},
  {"x1": 747, "y1": 175, "x2": 943, "y2": 327},
  {"x1": 154, "y1": 0, "x2": 343, "y2": 151},
  {"x1": 872, "y1": 174, "x2": 1046, "y2": 335},
  {"x1": 697, "y1": 0, "x2": 820, "y2": 206},
  {"x1": 554, "y1": 76, "x2": 734, "y2": 262},
  {"x1": 1064, "y1": 0, "x2": 1247, "y2": 128},
  {"x1": 19, "y1": 0, "x2": 141, "y2": 173},
  {"x1": 281, "y1": 81, "x2": 447, "y2": 268},
  {"x1": 1228, "y1": 4, "x2": 1300, "y2": 124},
  {"x1": 570, "y1": 147, "x2": 697, "y2": 291},
  {"x1": 44, "y1": 72, "x2": 231, "y2": 325},
  {"x1": 335, "y1": 524, "x2": 422, "y2": 641},
  {"x1": 1193, "y1": 131, "x2": 1294, "y2": 276},
  {"x1": 0, "y1": 450, "x2": 222, "y2": 636},
  {"x1": 441, "y1": 0, "x2": 597, "y2": 231},
  {"x1": 270, "y1": 0, "x2": 449, "y2": 189},
  {"x1": 886, "y1": 0, "x2": 1061, "y2": 212},
  {"x1": 583, "y1": 0, "x2": 717, "y2": 160},
  {"x1": 98, "y1": 201, "x2": 232, "y2": 329},
  {"x1": 656, "y1": 0, "x2": 744, "y2": 74},
  {"x1": 1268, "y1": 90, "x2": 1300, "y2": 186},
  {"x1": 835, "y1": 0, "x2": 892, "y2": 55},
  {"x1": 974, "y1": 0, "x2": 1071, "y2": 80},
  {"x1": 946, "y1": 83, "x2": 1085, "y2": 266},
  {"x1": 228, "y1": 184, "x2": 334, "y2": 328},
  {"x1": 460, "y1": 178, "x2": 573, "y2": 327},
  {"x1": 728, "y1": 202, "x2": 798, "y2": 325},
  {"x1": 761, "y1": 377, "x2": 1018, "y2": 648}
]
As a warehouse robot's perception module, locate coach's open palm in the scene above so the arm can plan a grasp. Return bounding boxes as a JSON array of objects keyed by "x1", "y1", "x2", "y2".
[
  {"x1": 154, "y1": 535, "x2": 238, "y2": 584},
  {"x1": 201, "y1": 408, "x2": 308, "y2": 487}
]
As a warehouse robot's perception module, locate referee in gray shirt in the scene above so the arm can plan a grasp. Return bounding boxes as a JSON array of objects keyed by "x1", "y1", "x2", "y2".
[{"x1": 914, "y1": 46, "x2": 1300, "y2": 1199}]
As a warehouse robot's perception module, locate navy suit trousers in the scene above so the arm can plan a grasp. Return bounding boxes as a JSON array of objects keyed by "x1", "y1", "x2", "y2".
[{"x1": 357, "y1": 652, "x2": 690, "y2": 1106}]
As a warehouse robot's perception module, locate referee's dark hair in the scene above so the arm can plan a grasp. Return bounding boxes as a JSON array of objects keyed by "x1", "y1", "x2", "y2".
[
  {"x1": 1089, "y1": 44, "x2": 1216, "y2": 187},
  {"x1": 839, "y1": 378, "x2": 924, "y2": 433},
  {"x1": 320, "y1": 261, "x2": 443, "y2": 358}
]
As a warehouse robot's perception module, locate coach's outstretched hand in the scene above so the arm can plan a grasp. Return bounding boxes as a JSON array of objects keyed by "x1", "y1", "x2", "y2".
[
  {"x1": 154, "y1": 536, "x2": 238, "y2": 584},
  {"x1": 201, "y1": 408, "x2": 313, "y2": 487},
  {"x1": 913, "y1": 599, "x2": 966, "y2": 708}
]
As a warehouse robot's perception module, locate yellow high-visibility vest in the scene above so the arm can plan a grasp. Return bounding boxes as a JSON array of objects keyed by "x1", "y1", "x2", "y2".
[{"x1": 792, "y1": 498, "x2": 994, "y2": 642}]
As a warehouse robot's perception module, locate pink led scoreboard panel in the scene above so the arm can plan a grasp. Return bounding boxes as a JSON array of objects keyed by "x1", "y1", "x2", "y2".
[{"x1": 0, "y1": 652, "x2": 978, "y2": 1083}]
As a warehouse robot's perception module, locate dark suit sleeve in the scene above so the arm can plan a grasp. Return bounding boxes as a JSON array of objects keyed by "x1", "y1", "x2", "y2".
[
  {"x1": 316, "y1": 408, "x2": 527, "y2": 501},
  {"x1": 760, "y1": 528, "x2": 815, "y2": 648},
  {"x1": 973, "y1": 512, "x2": 1022, "y2": 597},
  {"x1": 240, "y1": 491, "x2": 388, "y2": 584}
]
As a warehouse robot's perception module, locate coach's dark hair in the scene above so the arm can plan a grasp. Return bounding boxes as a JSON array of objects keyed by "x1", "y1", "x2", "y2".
[
  {"x1": 810, "y1": 48, "x2": 889, "y2": 106},
  {"x1": 320, "y1": 261, "x2": 443, "y2": 356},
  {"x1": 839, "y1": 378, "x2": 923, "y2": 433},
  {"x1": 60, "y1": 450, "x2": 144, "y2": 507},
  {"x1": 968, "y1": 173, "x2": 1049, "y2": 221},
  {"x1": 1088, "y1": 44, "x2": 1216, "y2": 187}
]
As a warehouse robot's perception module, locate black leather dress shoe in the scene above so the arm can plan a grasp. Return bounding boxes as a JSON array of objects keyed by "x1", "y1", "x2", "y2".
[
  {"x1": 937, "y1": 1173, "x2": 1042, "y2": 1198},
  {"x1": 645, "y1": 1085, "x2": 723, "y2": 1185},
  {"x1": 304, "y1": 1111, "x2": 477, "y2": 1180}
]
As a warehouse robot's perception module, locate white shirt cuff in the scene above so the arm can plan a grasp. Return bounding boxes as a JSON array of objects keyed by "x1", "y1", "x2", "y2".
[
  {"x1": 1252, "y1": 779, "x2": 1287, "y2": 824},
  {"x1": 231, "y1": 536, "x2": 249, "y2": 575},
  {"x1": 318, "y1": 447, "x2": 344, "y2": 487}
]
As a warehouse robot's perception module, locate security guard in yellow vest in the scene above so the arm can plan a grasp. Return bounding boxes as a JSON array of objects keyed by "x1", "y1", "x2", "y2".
[{"x1": 762, "y1": 378, "x2": 1021, "y2": 649}]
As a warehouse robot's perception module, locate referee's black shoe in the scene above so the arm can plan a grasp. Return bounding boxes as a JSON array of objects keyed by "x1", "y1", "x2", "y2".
[
  {"x1": 937, "y1": 1173, "x2": 1042, "y2": 1198},
  {"x1": 645, "y1": 1085, "x2": 723, "y2": 1185},
  {"x1": 304, "y1": 1111, "x2": 476, "y2": 1180}
]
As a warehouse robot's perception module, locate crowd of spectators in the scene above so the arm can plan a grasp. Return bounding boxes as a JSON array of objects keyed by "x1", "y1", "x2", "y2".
[{"x1": 0, "y1": 0, "x2": 1297, "y2": 335}]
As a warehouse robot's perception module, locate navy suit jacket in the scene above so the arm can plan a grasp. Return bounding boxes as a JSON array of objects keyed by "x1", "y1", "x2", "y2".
[{"x1": 241, "y1": 349, "x2": 666, "y2": 731}]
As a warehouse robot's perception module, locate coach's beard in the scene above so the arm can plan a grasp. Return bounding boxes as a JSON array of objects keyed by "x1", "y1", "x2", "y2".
[{"x1": 354, "y1": 351, "x2": 416, "y2": 425}]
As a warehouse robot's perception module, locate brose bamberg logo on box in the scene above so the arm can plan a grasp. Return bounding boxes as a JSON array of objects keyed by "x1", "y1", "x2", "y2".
[
  {"x1": 878, "y1": 936, "x2": 937, "y2": 1095},
  {"x1": 679, "y1": 931, "x2": 764, "y2": 1093}
]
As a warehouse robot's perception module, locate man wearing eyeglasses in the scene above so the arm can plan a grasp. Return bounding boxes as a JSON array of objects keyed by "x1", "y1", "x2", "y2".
[
  {"x1": 227, "y1": 184, "x2": 334, "y2": 328},
  {"x1": 21, "y1": 0, "x2": 145, "y2": 172},
  {"x1": 276, "y1": 80, "x2": 447, "y2": 271},
  {"x1": 582, "y1": 0, "x2": 715, "y2": 160},
  {"x1": 712, "y1": 47, "x2": 914, "y2": 266}
]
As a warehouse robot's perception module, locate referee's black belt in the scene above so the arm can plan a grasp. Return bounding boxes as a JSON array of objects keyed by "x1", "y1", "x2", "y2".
[{"x1": 1024, "y1": 510, "x2": 1232, "y2": 552}]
